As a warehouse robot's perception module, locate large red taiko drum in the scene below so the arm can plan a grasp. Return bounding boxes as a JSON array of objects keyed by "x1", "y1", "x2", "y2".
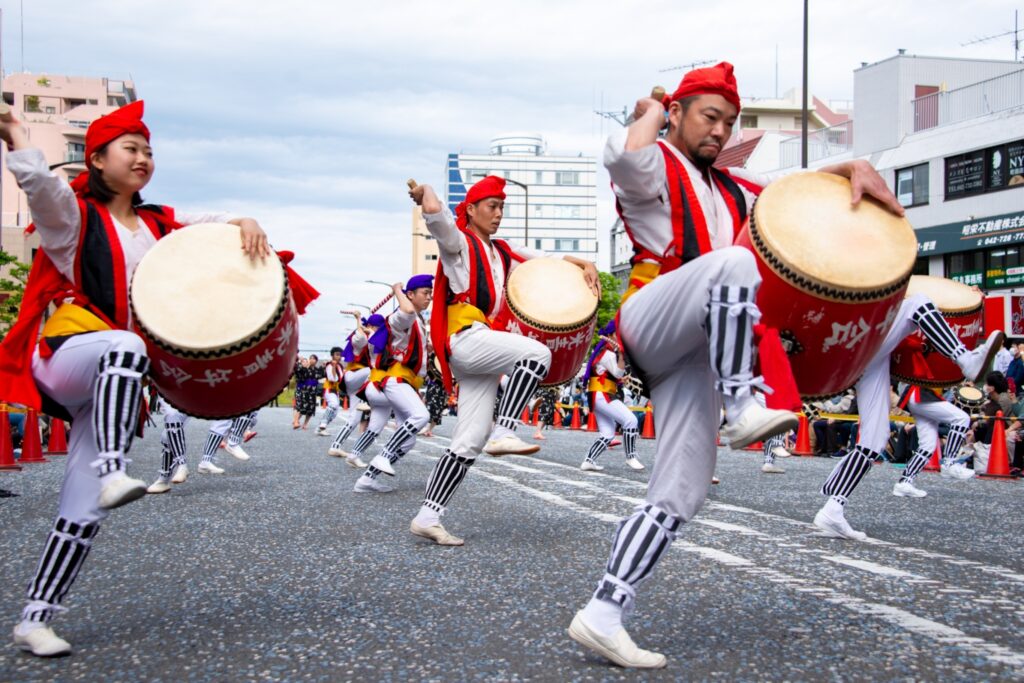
[{"x1": 131, "y1": 223, "x2": 299, "y2": 418}]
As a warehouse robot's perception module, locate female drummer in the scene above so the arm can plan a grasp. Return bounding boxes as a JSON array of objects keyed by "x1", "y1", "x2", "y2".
[
  {"x1": 0, "y1": 101, "x2": 270, "y2": 657},
  {"x1": 579, "y1": 321, "x2": 644, "y2": 472},
  {"x1": 409, "y1": 176, "x2": 599, "y2": 546}
]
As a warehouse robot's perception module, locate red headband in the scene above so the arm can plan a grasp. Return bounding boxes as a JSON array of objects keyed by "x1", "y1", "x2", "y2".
[
  {"x1": 69, "y1": 100, "x2": 150, "y2": 196},
  {"x1": 665, "y1": 61, "x2": 741, "y2": 113},
  {"x1": 455, "y1": 175, "x2": 506, "y2": 229}
]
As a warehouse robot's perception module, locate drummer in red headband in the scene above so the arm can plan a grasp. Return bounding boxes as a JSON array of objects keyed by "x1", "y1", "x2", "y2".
[
  {"x1": 409, "y1": 176, "x2": 599, "y2": 546},
  {"x1": 0, "y1": 101, "x2": 272, "y2": 657},
  {"x1": 566, "y1": 62, "x2": 906, "y2": 669}
]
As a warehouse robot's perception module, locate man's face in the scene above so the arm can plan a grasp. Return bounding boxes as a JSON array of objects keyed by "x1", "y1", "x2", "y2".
[
  {"x1": 407, "y1": 287, "x2": 433, "y2": 312},
  {"x1": 666, "y1": 94, "x2": 738, "y2": 169},
  {"x1": 332, "y1": 352, "x2": 341, "y2": 362},
  {"x1": 467, "y1": 198, "x2": 504, "y2": 236}
]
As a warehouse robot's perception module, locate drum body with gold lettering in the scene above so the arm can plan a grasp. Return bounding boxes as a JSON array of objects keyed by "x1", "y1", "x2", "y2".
[
  {"x1": 491, "y1": 258, "x2": 598, "y2": 386},
  {"x1": 131, "y1": 223, "x2": 299, "y2": 418},
  {"x1": 735, "y1": 173, "x2": 918, "y2": 398}
]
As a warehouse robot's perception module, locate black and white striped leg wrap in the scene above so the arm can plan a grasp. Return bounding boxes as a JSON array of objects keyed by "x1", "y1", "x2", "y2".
[
  {"x1": 228, "y1": 412, "x2": 255, "y2": 447},
  {"x1": 379, "y1": 419, "x2": 419, "y2": 463},
  {"x1": 158, "y1": 439, "x2": 175, "y2": 479},
  {"x1": 166, "y1": 421, "x2": 187, "y2": 468},
  {"x1": 200, "y1": 431, "x2": 221, "y2": 464},
  {"x1": 942, "y1": 424, "x2": 969, "y2": 465},
  {"x1": 593, "y1": 504, "x2": 682, "y2": 614},
  {"x1": 585, "y1": 436, "x2": 612, "y2": 464},
  {"x1": 23, "y1": 518, "x2": 100, "y2": 623},
  {"x1": 706, "y1": 286, "x2": 761, "y2": 398},
  {"x1": 495, "y1": 359, "x2": 548, "y2": 431},
  {"x1": 331, "y1": 423, "x2": 356, "y2": 450},
  {"x1": 901, "y1": 448, "x2": 932, "y2": 483},
  {"x1": 622, "y1": 427, "x2": 638, "y2": 459},
  {"x1": 820, "y1": 445, "x2": 875, "y2": 503},
  {"x1": 349, "y1": 429, "x2": 379, "y2": 457},
  {"x1": 322, "y1": 405, "x2": 338, "y2": 426},
  {"x1": 912, "y1": 302, "x2": 967, "y2": 360},
  {"x1": 763, "y1": 434, "x2": 785, "y2": 464},
  {"x1": 93, "y1": 351, "x2": 150, "y2": 476},
  {"x1": 422, "y1": 450, "x2": 475, "y2": 513}
]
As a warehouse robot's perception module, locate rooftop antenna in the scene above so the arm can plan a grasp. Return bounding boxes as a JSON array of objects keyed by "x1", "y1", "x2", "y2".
[
  {"x1": 961, "y1": 10, "x2": 1022, "y2": 62},
  {"x1": 658, "y1": 59, "x2": 716, "y2": 73},
  {"x1": 595, "y1": 59, "x2": 716, "y2": 127}
]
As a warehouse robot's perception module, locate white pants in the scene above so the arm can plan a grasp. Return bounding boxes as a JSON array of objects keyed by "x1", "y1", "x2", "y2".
[
  {"x1": 379, "y1": 379, "x2": 430, "y2": 455},
  {"x1": 448, "y1": 326, "x2": 551, "y2": 460},
  {"x1": 30, "y1": 330, "x2": 147, "y2": 525},
  {"x1": 856, "y1": 295, "x2": 930, "y2": 453},
  {"x1": 594, "y1": 392, "x2": 637, "y2": 439},
  {"x1": 364, "y1": 382, "x2": 392, "y2": 434},
  {"x1": 619, "y1": 247, "x2": 759, "y2": 521},
  {"x1": 906, "y1": 397, "x2": 970, "y2": 455},
  {"x1": 343, "y1": 368, "x2": 370, "y2": 428}
]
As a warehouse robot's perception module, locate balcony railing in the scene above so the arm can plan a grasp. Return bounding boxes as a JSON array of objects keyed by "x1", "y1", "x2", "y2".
[
  {"x1": 64, "y1": 150, "x2": 85, "y2": 164},
  {"x1": 912, "y1": 68, "x2": 1024, "y2": 133},
  {"x1": 778, "y1": 120, "x2": 854, "y2": 168}
]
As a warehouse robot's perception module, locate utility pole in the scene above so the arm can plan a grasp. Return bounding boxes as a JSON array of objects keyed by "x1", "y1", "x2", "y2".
[{"x1": 801, "y1": 0, "x2": 809, "y2": 169}]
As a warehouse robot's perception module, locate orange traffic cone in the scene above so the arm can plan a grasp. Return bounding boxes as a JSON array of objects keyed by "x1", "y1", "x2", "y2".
[
  {"x1": 979, "y1": 410, "x2": 1015, "y2": 479},
  {"x1": 532, "y1": 407, "x2": 540, "y2": 426},
  {"x1": 19, "y1": 409, "x2": 46, "y2": 464},
  {"x1": 342, "y1": 396, "x2": 350, "y2": 410},
  {"x1": 923, "y1": 441, "x2": 941, "y2": 472},
  {"x1": 570, "y1": 404, "x2": 582, "y2": 430},
  {"x1": 0, "y1": 404, "x2": 21, "y2": 471},
  {"x1": 641, "y1": 404, "x2": 656, "y2": 439},
  {"x1": 520, "y1": 406, "x2": 531, "y2": 424},
  {"x1": 47, "y1": 418, "x2": 68, "y2": 455},
  {"x1": 744, "y1": 441, "x2": 764, "y2": 451},
  {"x1": 585, "y1": 410, "x2": 597, "y2": 432},
  {"x1": 793, "y1": 414, "x2": 813, "y2": 456}
]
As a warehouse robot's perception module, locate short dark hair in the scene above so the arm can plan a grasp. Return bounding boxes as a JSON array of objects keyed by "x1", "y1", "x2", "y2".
[
  {"x1": 330, "y1": 346, "x2": 343, "y2": 355},
  {"x1": 86, "y1": 142, "x2": 143, "y2": 205},
  {"x1": 986, "y1": 371, "x2": 1008, "y2": 394}
]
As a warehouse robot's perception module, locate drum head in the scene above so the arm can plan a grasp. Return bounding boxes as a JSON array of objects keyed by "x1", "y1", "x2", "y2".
[
  {"x1": 131, "y1": 223, "x2": 286, "y2": 352},
  {"x1": 905, "y1": 275, "x2": 982, "y2": 314},
  {"x1": 956, "y1": 385, "x2": 984, "y2": 404},
  {"x1": 506, "y1": 258, "x2": 597, "y2": 329},
  {"x1": 752, "y1": 172, "x2": 917, "y2": 298}
]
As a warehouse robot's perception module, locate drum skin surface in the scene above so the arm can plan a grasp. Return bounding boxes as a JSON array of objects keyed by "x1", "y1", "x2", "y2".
[
  {"x1": 131, "y1": 223, "x2": 299, "y2": 418},
  {"x1": 492, "y1": 258, "x2": 597, "y2": 386},
  {"x1": 735, "y1": 172, "x2": 918, "y2": 398},
  {"x1": 891, "y1": 276, "x2": 984, "y2": 388}
]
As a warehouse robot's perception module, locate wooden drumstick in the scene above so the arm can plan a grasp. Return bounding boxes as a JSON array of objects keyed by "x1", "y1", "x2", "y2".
[
  {"x1": 0, "y1": 102, "x2": 13, "y2": 123},
  {"x1": 368, "y1": 291, "x2": 394, "y2": 314},
  {"x1": 650, "y1": 86, "x2": 666, "y2": 102},
  {"x1": 407, "y1": 179, "x2": 418, "y2": 190}
]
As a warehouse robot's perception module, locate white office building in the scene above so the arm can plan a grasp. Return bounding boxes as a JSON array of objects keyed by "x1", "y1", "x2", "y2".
[{"x1": 445, "y1": 134, "x2": 597, "y2": 261}]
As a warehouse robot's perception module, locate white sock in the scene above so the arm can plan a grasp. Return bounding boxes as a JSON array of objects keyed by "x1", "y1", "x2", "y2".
[
  {"x1": 413, "y1": 506, "x2": 440, "y2": 528},
  {"x1": 723, "y1": 394, "x2": 756, "y2": 424},
  {"x1": 15, "y1": 620, "x2": 45, "y2": 635},
  {"x1": 580, "y1": 598, "x2": 623, "y2": 637},
  {"x1": 824, "y1": 497, "x2": 845, "y2": 516},
  {"x1": 489, "y1": 424, "x2": 514, "y2": 441}
]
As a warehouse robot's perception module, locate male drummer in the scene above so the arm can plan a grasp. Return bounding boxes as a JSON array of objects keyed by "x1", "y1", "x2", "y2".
[
  {"x1": 566, "y1": 62, "x2": 907, "y2": 669},
  {"x1": 315, "y1": 346, "x2": 346, "y2": 436},
  {"x1": 409, "y1": 176, "x2": 600, "y2": 546},
  {"x1": 580, "y1": 321, "x2": 644, "y2": 472},
  {"x1": 815, "y1": 294, "x2": 1001, "y2": 537},
  {"x1": 353, "y1": 277, "x2": 433, "y2": 493},
  {"x1": 328, "y1": 313, "x2": 384, "y2": 463}
]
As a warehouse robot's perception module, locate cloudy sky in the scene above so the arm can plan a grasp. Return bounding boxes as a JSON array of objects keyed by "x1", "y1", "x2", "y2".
[{"x1": 3, "y1": 0, "x2": 1018, "y2": 350}]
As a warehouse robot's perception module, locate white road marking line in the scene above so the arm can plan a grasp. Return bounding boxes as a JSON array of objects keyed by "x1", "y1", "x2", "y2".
[{"x1": 823, "y1": 556, "x2": 923, "y2": 579}]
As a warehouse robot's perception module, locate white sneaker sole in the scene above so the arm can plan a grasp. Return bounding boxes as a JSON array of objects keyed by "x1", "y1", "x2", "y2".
[
  {"x1": 567, "y1": 615, "x2": 667, "y2": 669},
  {"x1": 723, "y1": 413, "x2": 799, "y2": 450},
  {"x1": 813, "y1": 513, "x2": 867, "y2": 541}
]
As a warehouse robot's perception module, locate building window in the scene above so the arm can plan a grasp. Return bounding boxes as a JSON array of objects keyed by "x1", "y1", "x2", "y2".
[
  {"x1": 534, "y1": 239, "x2": 543, "y2": 249},
  {"x1": 740, "y1": 114, "x2": 758, "y2": 128},
  {"x1": 534, "y1": 171, "x2": 543, "y2": 184},
  {"x1": 43, "y1": 106, "x2": 56, "y2": 114},
  {"x1": 66, "y1": 142, "x2": 85, "y2": 164},
  {"x1": 555, "y1": 239, "x2": 580, "y2": 251},
  {"x1": 896, "y1": 163, "x2": 928, "y2": 207},
  {"x1": 24, "y1": 95, "x2": 40, "y2": 112},
  {"x1": 555, "y1": 171, "x2": 579, "y2": 185},
  {"x1": 426, "y1": 254, "x2": 438, "y2": 261}
]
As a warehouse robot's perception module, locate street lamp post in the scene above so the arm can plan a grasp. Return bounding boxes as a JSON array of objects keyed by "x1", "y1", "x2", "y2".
[{"x1": 504, "y1": 178, "x2": 529, "y2": 246}]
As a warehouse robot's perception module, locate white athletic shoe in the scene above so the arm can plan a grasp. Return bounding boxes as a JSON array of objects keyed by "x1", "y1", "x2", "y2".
[
  {"x1": 369, "y1": 454, "x2": 395, "y2": 476},
  {"x1": 711, "y1": 476, "x2": 720, "y2": 485},
  {"x1": 171, "y1": 464, "x2": 188, "y2": 484},
  {"x1": 958, "y1": 330, "x2": 1005, "y2": 383},
  {"x1": 146, "y1": 479, "x2": 172, "y2": 494},
  {"x1": 410, "y1": 520, "x2": 464, "y2": 546},
  {"x1": 624, "y1": 457, "x2": 645, "y2": 471},
  {"x1": 98, "y1": 472, "x2": 148, "y2": 510},
  {"x1": 345, "y1": 454, "x2": 368, "y2": 469},
  {"x1": 893, "y1": 480, "x2": 927, "y2": 498},
  {"x1": 761, "y1": 463, "x2": 785, "y2": 474},
  {"x1": 941, "y1": 462, "x2": 975, "y2": 480},
  {"x1": 327, "y1": 448, "x2": 345, "y2": 458},
  {"x1": 813, "y1": 506, "x2": 867, "y2": 541},
  {"x1": 720, "y1": 404, "x2": 799, "y2": 450},
  {"x1": 13, "y1": 624, "x2": 71, "y2": 657},
  {"x1": 772, "y1": 446, "x2": 793, "y2": 459},
  {"x1": 223, "y1": 443, "x2": 250, "y2": 461},
  {"x1": 568, "y1": 611, "x2": 667, "y2": 669},
  {"x1": 580, "y1": 460, "x2": 605, "y2": 472},
  {"x1": 353, "y1": 476, "x2": 393, "y2": 493},
  {"x1": 315, "y1": 425, "x2": 329, "y2": 436},
  {"x1": 484, "y1": 435, "x2": 541, "y2": 456},
  {"x1": 197, "y1": 461, "x2": 225, "y2": 475}
]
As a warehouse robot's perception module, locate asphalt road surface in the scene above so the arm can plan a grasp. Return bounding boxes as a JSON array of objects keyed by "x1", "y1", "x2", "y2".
[{"x1": 1, "y1": 407, "x2": 1022, "y2": 681}]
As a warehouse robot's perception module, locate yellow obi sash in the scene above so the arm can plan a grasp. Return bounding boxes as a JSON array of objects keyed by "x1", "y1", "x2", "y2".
[
  {"x1": 621, "y1": 262, "x2": 661, "y2": 305},
  {"x1": 447, "y1": 302, "x2": 490, "y2": 336},
  {"x1": 384, "y1": 363, "x2": 425, "y2": 391},
  {"x1": 41, "y1": 303, "x2": 112, "y2": 338},
  {"x1": 324, "y1": 380, "x2": 341, "y2": 393},
  {"x1": 368, "y1": 367, "x2": 387, "y2": 384},
  {"x1": 344, "y1": 361, "x2": 367, "y2": 372},
  {"x1": 588, "y1": 375, "x2": 618, "y2": 395}
]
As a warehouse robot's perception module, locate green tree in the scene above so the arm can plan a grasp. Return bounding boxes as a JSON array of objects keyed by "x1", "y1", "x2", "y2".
[
  {"x1": 0, "y1": 249, "x2": 31, "y2": 337},
  {"x1": 594, "y1": 271, "x2": 623, "y2": 341}
]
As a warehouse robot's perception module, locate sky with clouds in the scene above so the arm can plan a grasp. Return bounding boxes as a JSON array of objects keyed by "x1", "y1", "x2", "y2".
[{"x1": 2, "y1": 0, "x2": 1018, "y2": 350}]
